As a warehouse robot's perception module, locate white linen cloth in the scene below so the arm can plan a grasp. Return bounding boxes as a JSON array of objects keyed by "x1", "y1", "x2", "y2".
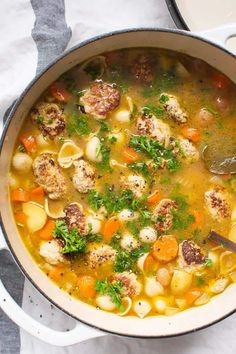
[{"x1": 0, "y1": 0, "x2": 236, "y2": 353}]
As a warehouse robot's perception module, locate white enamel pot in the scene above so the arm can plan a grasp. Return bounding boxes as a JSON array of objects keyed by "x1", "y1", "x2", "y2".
[{"x1": 0, "y1": 25, "x2": 236, "y2": 346}]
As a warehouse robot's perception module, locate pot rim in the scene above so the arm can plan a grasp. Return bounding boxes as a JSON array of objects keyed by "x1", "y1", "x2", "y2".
[{"x1": 1, "y1": 27, "x2": 236, "y2": 339}]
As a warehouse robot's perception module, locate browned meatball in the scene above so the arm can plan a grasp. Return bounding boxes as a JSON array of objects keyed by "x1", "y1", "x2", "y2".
[
  {"x1": 178, "y1": 240, "x2": 206, "y2": 269},
  {"x1": 205, "y1": 189, "x2": 230, "y2": 219},
  {"x1": 33, "y1": 154, "x2": 67, "y2": 200},
  {"x1": 64, "y1": 203, "x2": 88, "y2": 235},
  {"x1": 131, "y1": 55, "x2": 154, "y2": 84},
  {"x1": 73, "y1": 160, "x2": 95, "y2": 193},
  {"x1": 80, "y1": 81, "x2": 120, "y2": 120},
  {"x1": 31, "y1": 102, "x2": 65, "y2": 139},
  {"x1": 112, "y1": 272, "x2": 141, "y2": 296},
  {"x1": 152, "y1": 198, "x2": 178, "y2": 232}
]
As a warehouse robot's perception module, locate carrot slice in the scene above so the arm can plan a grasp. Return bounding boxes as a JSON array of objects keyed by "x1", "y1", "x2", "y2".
[
  {"x1": 144, "y1": 253, "x2": 158, "y2": 272},
  {"x1": 31, "y1": 186, "x2": 45, "y2": 203},
  {"x1": 49, "y1": 266, "x2": 64, "y2": 281},
  {"x1": 11, "y1": 188, "x2": 30, "y2": 202},
  {"x1": 20, "y1": 135, "x2": 37, "y2": 153},
  {"x1": 39, "y1": 220, "x2": 55, "y2": 240},
  {"x1": 184, "y1": 288, "x2": 202, "y2": 305},
  {"x1": 15, "y1": 211, "x2": 27, "y2": 224},
  {"x1": 152, "y1": 235, "x2": 178, "y2": 263},
  {"x1": 147, "y1": 190, "x2": 160, "y2": 205},
  {"x1": 182, "y1": 127, "x2": 200, "y2": 142},
  {"x1": 102, "y1": 218, "x2": 120, "y2": 241},
  {"x1": 77, "y1": 275, "x2": 96, "y2": 298},
  {"x1": 123, "y1": 147, "x2": 139, "y2": 162},
  {"x1": 50, "y1": 82, "x2": 71, "y2": 102}
]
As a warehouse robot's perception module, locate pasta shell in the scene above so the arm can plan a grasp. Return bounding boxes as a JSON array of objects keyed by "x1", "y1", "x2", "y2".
[
  {"x1": 45, "y1": 198, "x2": 65, "y2": 219},
  {"x1": 220, "y1": 251, "x2": 236, "y2": 274},
  {"x1": 80, "y1": 56, "x2": 107, "y2": 79},
  {"x1": 58, "y1": 141, "x2": 83, "y2": 168},
  {"x1": 119, "y1": 297, "x2": 132, "y2": 317},
  {"x1": 22, "y1": 202, "x2": 47, "y2": 233}
]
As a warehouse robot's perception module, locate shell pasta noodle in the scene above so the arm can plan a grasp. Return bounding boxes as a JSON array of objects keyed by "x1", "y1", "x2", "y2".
[{"x1": 9, "y1": 48, "x2": 236, "y2": 318}]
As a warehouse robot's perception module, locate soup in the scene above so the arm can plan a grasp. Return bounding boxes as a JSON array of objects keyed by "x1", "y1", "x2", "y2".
[{"x1": 9, "y1": 48, "x2": 236, "y2": 318}]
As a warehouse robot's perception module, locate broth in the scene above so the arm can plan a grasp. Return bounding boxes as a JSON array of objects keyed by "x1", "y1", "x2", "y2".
[{"x1": 9, "y1": 48, "x2": 236, "y2": 318}]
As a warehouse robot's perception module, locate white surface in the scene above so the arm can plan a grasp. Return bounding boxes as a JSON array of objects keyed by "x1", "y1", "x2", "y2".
[
  {"x1": 0, "y1": 0, "x2": 236, "y2": 353},
  {"x1": 174, "y1": 0, "x2": 236, "y2": 52}
]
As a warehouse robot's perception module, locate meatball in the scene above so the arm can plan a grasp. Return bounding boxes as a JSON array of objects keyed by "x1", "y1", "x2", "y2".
[
  {"x1": 80, "y1": 81, "x2": 120, "y2": 120},
  {"x1": 121, "y1": 175, "x2": 147, "y2": 199},
  {"x1": 64, "y1": 203, "x2": 88, "y2": 235},
  {"x1": 152, "y1": 198, "x2": 178, "y2": 232},
  {"x1": 31, "y1": 102, "x2": 65, "y2": 139},
  {"x1": 131, "y1": 55, "x2": 154, "y2": 84},
  {"x1": 178, "y1": 240, "x2": 206, "y2": 270},
  {"x1": 136, "y1": 112, "x2": 171, "y2": 147},
  {"x1": 39, "y1": 239, "x2": 68, "y2": 265},
  {"x1": 89, "y1": 245, "x2": 117, "y2": 268},
  {"x1": 73, "y1": 160, "x2": 95, "y2": 193},
  {"x1": 205, "y1": 189, "x2": 230, "y2": 219},
  {"x1": 161, "y1": 93, "x2": 188, "y2": 124},
  {"x1": 33, "y1": 154, "x2": 67, "y2": 200},
  {"x1": 178, "y1": 137, "x2": 199, "y2": 163},
  {"x1": 113, "y1": 272, "x2": 142, "y2": 296}
]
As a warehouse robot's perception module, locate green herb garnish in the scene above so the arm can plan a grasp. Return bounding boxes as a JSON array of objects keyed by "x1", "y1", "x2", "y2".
[
  {"x1": 196, "y1": 276, "x2": 205, "y2": 287},
  {"x1": 128, "y1": 162, "x2": 149, "y2": 177},
  {"x1": 171, "y1": 193, "x2": 195, "y2": 231},
  {"x1": 95, "y1": 278, "x2": 124, "y2": 310},
  {"x1": 114, "y1": 244, "x2": 150, "y2": 273},
  {"x1": 53, "y1": 220, "x2": 87, "y2": 254},
  {"x1": 129, "y1": 135, "x2": 181, "y2": 172},
  {"x1": 67, "y1": 111, "x2": 90, "y2": 136},
  {"x1": 88, "y1": 185, "x2": 145, "y2": 215},
  {"x1": 18, "y1": 145, "x2": 26, "y2": 153},
  {"x1": 205, "y1": 258, "x2": 213, "y2": 268},
  {"x1": 36, "y1": 115, "x2": 44, "y2": 124}
]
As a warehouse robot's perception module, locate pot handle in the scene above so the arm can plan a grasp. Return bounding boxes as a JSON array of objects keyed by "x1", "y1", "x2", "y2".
[
  {"x1": 0, "y1": 230, "x2": 104, "y2": 346},
  {"x1": 196, "y1": 23, "x2": 236, "y2": 52}
]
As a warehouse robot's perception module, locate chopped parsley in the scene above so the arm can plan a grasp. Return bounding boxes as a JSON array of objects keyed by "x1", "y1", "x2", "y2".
[
  {"x1": 53, "y1": 220, "x2": 87, "y2": 254},
  {"x1": 159, "y1": 175, "x2": 170, "y2": 185},
  {"x1": 129, "y1": 135, "x2": 181, "y2": 172},
  {"x1": 114, "y1": 244, "x2": 150, "y2": 273},
  {"x1": 128, "y1": 162, "x2": 149, "y2": 177},
  {"x1": 95, "y1": 278, "x2": 124, "y2": 310},
  {"x1": 96, "y1": 143, "x2": 111, "y2": 171},
  {"x1": 130, "y1": 103, "x2": 138, "y2": 121},
  {"x1": 88, "y1": 185, "x2": 145, "y2": 215},
  {"x1": 67, "y1": 111, "x2": 90, "y2": 136},
  {"x1": 171, "y1": 193, "x2": 195, "y2": 231},
  {"x1": 109, "y1": 136, "x2": 117, "y2": 144},
  {"x1": 18, "y1": 145, "x2": 26, "y2": 153},
  {"x1": 196, "y1": 276, "x2": 205, "y2": 287},
  {"x1": 99, "y1": 121, "x2": 111, "y2": 132},
  {"x1": 205, "y1": 258, "x2": 213, "y2": 268},
  {"x1": 159, "y1": 94, "x2": 169, "y2": 104},
  {"x1": 36, "y1": 115, "x2": 44, "y2": 124},
  {"x1": 142, "y1": 71, "x2": 179, "y2": 97},
  {"x1": 53, "y1": 220, "x2": 101, "y2": 254},
  {"x1": 143, "y1": 105, "x2": 164, "y2": 117}
]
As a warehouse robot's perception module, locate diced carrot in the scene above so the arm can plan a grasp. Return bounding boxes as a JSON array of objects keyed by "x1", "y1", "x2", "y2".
[
  {"x1": 31, "y1": 186, "x2": 45, "y2": 203},
  {"x1": 102, "y1": 218, "x2": 120, "y2": 241},
  {"x1": 184, "y1": 288, "x2": 202, "y2": 305},
  {"x1": 123, "y1": 147, "x2": 139, "y2": 162},
  {"x1": 212, "y1": 73, "x2": 229, "y2": 90},
  {"x1": 77, "y1": 275, "x2": 96, "y2": 298},
  {"x1": 144, "y1": 253, "x2": 158, "y2": 272},
  {"x1": 182, "y1": 127, "x2": 200, "y2": 142},
  {"x1": 39, "y1": 220, "x2": 55, "y2": 240},
  {"x1": 49, "y1": 266, "x2": 64, "y2": 281},
  {"x1": 191, "y1": 210, "x2": 203, "y2": 229},
  {"x1": 147, "y1": 190, "x2": 160, "y2": 205},
  {"x1": 15, "y1": 211, "x2": 27, "y2": 224},
  {"x1": 221, "y1": 173, "x2": 232, "y2": 181},
  {"x1": 20, "y1": 135, "x2": 37, "y2": 153},
  {"x1": 50, "y1": 82, "x2": 71, "y2": 102},
  {"x1": 11, "y1": 188, "x2": 30, "y2": 202},
  {"x1": 152, "y1": 235, "x2": 178, "y2": 263}
]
